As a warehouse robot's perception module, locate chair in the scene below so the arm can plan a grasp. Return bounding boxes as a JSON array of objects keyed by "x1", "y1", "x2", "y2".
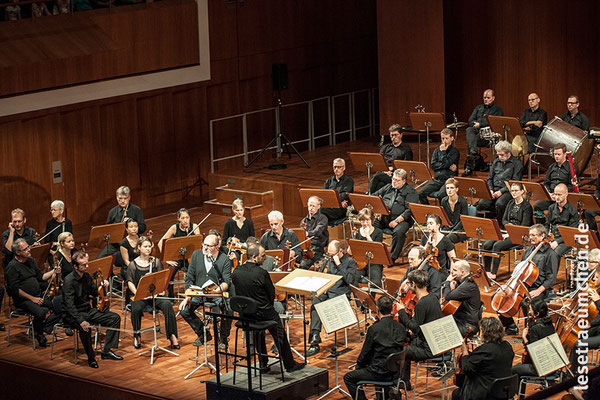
[
  {"x1": 517, "y1": 371, "x2": 561, "y2": 399},
  {"x1": 355, "y1": 350, "x2": 408, "y2": 400},
  {"x1": 7, "y1": 303, "x2": 36, "y2": 349},
  {"x1": 489, "y1": 374, "x2": 519, "y2": 399},
  {"x1": 123, "y1": 301, "x2": 162, "y2": 337},
  {"x1": 413, "y1": 352, "x2": 452, "y2": 400},
  {"x1": 230, "y1": 296, "x2": 285, "y2": 390}
]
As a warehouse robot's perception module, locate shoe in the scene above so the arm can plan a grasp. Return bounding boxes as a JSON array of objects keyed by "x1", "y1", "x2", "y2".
[
  {"x1": 461, "y1": 168, "x2": 473, "y2": 177},
  {"x1": 133, "y1": 335, "x2": 141, "y2": 349},
  {"x1": 101, "y1": 350, "x2": 123, "y2": 360},
  {"x1": 486, "y1": 272, "x2": 496, "y2": 281},
  {"x1": 307, "y1": 344, "x2": 320, "y2": 357},
  {"x1": 36, "y1": 334, "x2": 48, "y2": 348},
  {"x1": 505, "y1": 326, "x2": 519, "y2": 336},
  {"x1": 218, "y1": 340, "x2": 228, "y2": 351},
  {"x1": 65, "y1": 327, "x2": 74, "y2": 337},
  {"x1": 403, "y1": 381, "x2": 412, "y2": 391},
  {"x1": 0, "y1": 323, "x2": 5, "y2": 331},
  {"x1": 193, "y1": 336, "x2": 204, "y2": 347},
  {"x1": 88, "y1": 359, "x2": 99, "y2": 368},
  {"x1": 205, "y1": 330, "x2": 212, "y2": 343},
  {"x1": 259, "y1": 365, "x2": 271, "y2": 374},
  {"x1": 309, "y1": 333, "x2": 321, "y2": 344},
  {"x1": 286, "y1": 362, "x2": 306, "y2": 373},
  {"x1": 169, "y1": 339, "x2": 180, "y2": 350},
  {"x1": 270, "y1": 344, "x2": 279, "y2": 354}
]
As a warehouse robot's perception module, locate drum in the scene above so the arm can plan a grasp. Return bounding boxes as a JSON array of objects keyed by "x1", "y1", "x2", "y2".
[{"x1": 533, "y1": 116, "x2": 594, "y2": 173}]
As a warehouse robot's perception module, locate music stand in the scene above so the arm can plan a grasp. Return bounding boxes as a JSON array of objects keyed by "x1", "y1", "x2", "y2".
[
  {"x1": 505, "y1": 224, "x2": 531, "y2": 247},
  {"x1": 348, "y1": 239, "x2": 392, "y2": 292},
  {"x1": 408, "y1": 112, "x2": 446, "y2": 168},
  {"x1": 409, "y1": 203, "x2": 452, "y2": 226},
  {"x1": 461, "y1": 215, "x2": 503, "y2": 263},
  {"x1": 487, "y1": 115, "x2": 524, "y2": 142},
  {"x1": 506, "y1": 181, "x2": 551, "y2": 203},
  {"x1": 30, "y1": 243, "x2": 51, "y2": 269},
  {"x1": 558, "y1": 226, "x2": 600, "y2": 249},
  {"x1": 134, "y1": 269, "x2": 178, "y2": 364},
  {"x1": 88, "y1": 256, "x2": 113, "y2": 281},
  {"x1": 299, "y1": 188, "x2": 342, "y2": 209},
  {"x1": 567, "y1": 192, "x2": 600, "y2": 213},
  {"x1": 393, "y1": 160, "x2": 433, "y2": 189},
  {"x1": 454, "y1": 177, "x2": 493, "y2": 206},
  {"x1": 268, "y1": 271, "x2": 304, "y2": 360},
  {"x1": 347, "y1": 194, "x2": 390, "y2": 215},
  {"x1": 349, "y1": 284, "x2": 378, "y2": 337},
  {"x1": 347, "y1": 152, "x2": 389, "y2": 194},
  {"x1": 88, "y1": 222, "x2": 126, "y2": 249}
]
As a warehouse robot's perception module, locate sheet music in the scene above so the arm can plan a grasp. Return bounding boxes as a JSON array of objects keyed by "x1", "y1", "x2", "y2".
[
  {"x1": 527, "y1": 333, "x2": 569, "y2": 377},
  {"x1": 283, "y1": 276, "x2": 331, "y2": 292},
  {"x1": 421, "y1": 315, "x2": 463, "y2": 356},
  {"x1": 314, "y1": 295, "x2": 358, "y2": 334}
]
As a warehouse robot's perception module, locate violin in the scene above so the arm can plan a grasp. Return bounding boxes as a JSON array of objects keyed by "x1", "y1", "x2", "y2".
[
  {"x1": 47, "y1": 253, "x2": 62, "y2": 298},
  {"x1": 393, "y1": 251, "x2": 439, "y2": 319},
  {"x1": 454, "y1": 327, "x2": 473, "y2": 387},
  {"x1": 311, "y1": 254, "x2": 332, "y2": 274},
  {"x1": 93, "y1": 270, "x2": 110, "y2": 312}
]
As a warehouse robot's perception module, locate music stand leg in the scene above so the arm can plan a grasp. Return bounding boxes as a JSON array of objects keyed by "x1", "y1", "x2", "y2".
[
  {"x1": 139, "y1": 296, "x2": 179, "y2": 365},
  {"x1": 317, "y1": 332, "x2": 351, "y2": 400},
  {"x1": 426, "y1": 125, "x2": 431, "y2": 169},
  {"x1": 185, "y1": 302, "x2": 218, "y2": 379},
  {"x1": 283, "y1": 312, "x2": 307, "y2": 363}
]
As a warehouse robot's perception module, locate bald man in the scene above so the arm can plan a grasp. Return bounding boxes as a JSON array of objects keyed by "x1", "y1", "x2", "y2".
[
  {"x1": 520, "y1": 93, "x2": 548, "y2": 154},
  {"x1": 545, "y1": 183, "x2": 579, "y2": 259},
  {"x1": 465, "y1": 89, "x2": 504, "y2": 156}
]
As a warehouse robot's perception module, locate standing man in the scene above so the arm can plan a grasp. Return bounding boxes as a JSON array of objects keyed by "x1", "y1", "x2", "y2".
[
  {"x1": 2, "y1": 208, "x2": 37, "y2": 269},
  {"x1": 260, "y1": 211, "x2": 301, "y2": 267},
  {"x1": 299, "y1": 196, "x2": 329, "y2": 270},
  {"x1": 321, "y1": 158, "x2": 354, "y2": 224},
  {"x1": 546, "y1": 183, "x2": 579, "y2": 258},
  {"x1": 441, "y1": 260, "x2": 481, "y2": 337},
  {"x1": 520, "y1": 93, "x2": 548, "y2": 154},
  {"x1": 368, "y1": 124, "x2": 413, "y2": 194},
  {"x1": 418, "y1": 128, "x2": 460, "y2": 204},
  {"x1": 561, "y1": 95, "x2": 590, "y2": 131},
  {"x1": 465, "y1": 89, "x2": 504, "y2": 157}
]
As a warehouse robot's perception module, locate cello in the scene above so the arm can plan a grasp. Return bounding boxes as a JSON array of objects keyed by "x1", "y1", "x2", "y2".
[{"x1": 393, "y1": 248, "x2": 440, "y2": 318}]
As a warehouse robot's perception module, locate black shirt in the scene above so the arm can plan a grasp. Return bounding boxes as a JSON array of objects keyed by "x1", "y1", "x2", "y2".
[
  {"x1": 301, "y1": 211, "x2": 329, "y2": 248},
  {"x1": 527, "y1": 316, "x2": 555, "y2": 343},
  {"x1": 441, "y1": 196, "x2": 469, "y2": 232},
  {"x1": 5, "y1": 257, "x2": 43, "y2": 299},
  {"x1": 397, "y1": 293, "x2": 442, "y2": 351},
  {"x1": 323, "y1": 174, "x2": 354, "y2": 203},
  {"x1": 52, "y1": 249, "x2": 75, "y2": 279},
  {"x1": 400, "y1": 264, "x2": 443, "y2": 299},
  {"x1": 430, "y1": 144, "x2": 460, "y2": 181},
  {"x1": 323, "y1": 254, "x2": 358, "y2": 297},
  {"x1": 232, "y1": 261, "x2": 275, "y2": 316},
  {"x1": 260, "y1": 227, "x2": 301, "y2": 264},
  {"x1": 468, "y1": 103, "x2": 504, "y2": 128},
  {"x1": 374, "y1": 183, "x2": 419, "y2": 221},
  {"x1": 62, "y1": 271, "x2": 97, "y2": 324},
  {"x1": 522, "y1": 244, "x2": 559, "y2": 291},
  {"x1": 487, "y1": 155, "x2": 524, "y2": 193},
  {"x1": 106, "y1": 203, "x2": 146, "y2": 234},
  {"x1": 502, "y1": 199, "x2": 533, "y2": 227},
  {"x1": 185, "y1": 251, "x2": 232, "y2": 290},
  {"x1": 442, "y1": 277, "x2": 481, "y2": 327},
  {"x1": 44, "y1": 218, "x2": 73, "y2": 245},
  {"x1": 561, "y1": 110, "x2": 590, "y2": 131},
  {"x1": 546, "y1": 202, "x2": 579, "y2": 245},
  {"x1": 520, "y1": 107, "x2": 548, "y2": 137},
  {"x1": 2, "y1": 226, "x2": 37, "y2": 268},
  {"x1": 380, "y1": 142, "x2": 413, "y2": 167},
  {"x1": 222, "y1": 218, "x2": 255, "y2": 244},
  {"x1": 544, "y1": 162, "x2": 575, "y2": 193},
  {"x1": 356, "y1": 315, "x2": 406, "y2": 376},
  {"x1": 419, "y1": 235, "x2": 455, "y2": 272},
  {"x1": 125, "y1": 258, "x2": 164, "y2": 288}
]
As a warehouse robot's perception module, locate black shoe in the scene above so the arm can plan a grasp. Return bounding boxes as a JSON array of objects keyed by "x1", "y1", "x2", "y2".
[
  {"x1": 309, "y1": 333, "x2": 321, "y2": 344},
  {"x1": 480, "y1": 164, "x2": 489, "y2": 172},
  {"x1": 193, "y1": 336, "x2": 204, "y2": 346},
  {"x1": 65, "y1": 328, "x2": 74, "y2": 337},
  {"x1": 259, "y1": 365, "x2": 271, "y2": 374},
  {"x1": 36, "y1": 334, "x2": 48, "y2": 348},
  {"x1": 169, "y1": 339, "x2": 180, "y2": 350},
  {"x1": 88, "y1": 359, "x2": 99, "y2": 368},
  {"x1": 101, "y1": 350, "x2": 123, "y2": 360},
  {"x1": 461, "y1": 168, "x2": 473, "y2": 177},
  {"x1": 307, "y1": 344, "x2": 320, "y2": 357},
  {"x1": 205, "y1": 330, "x2": 212, "y2": 343},
  {"x1": 270, "y1": 344, "x2": 279, "y2": 354},
  {"x1": 286, "y1": 362, "x2": 306, "y2": 373},
  {"x1": 0, "y1": 323, "x2": 5, "y2": 331},
  {"x1": 218, "y1": 338, "x2": 228, "y2": 351},
  {"x1": 133, "y1": 335, "x2": 141, "y2": 349},
  {"x1": 505, "y1": 326, "x2": 519, "y2": 336}
]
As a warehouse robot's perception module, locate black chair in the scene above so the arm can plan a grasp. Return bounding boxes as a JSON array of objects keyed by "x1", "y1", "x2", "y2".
[
  {"x1": 489, "y1": 374, "x2": 519, "y2": 400},
  {"x1": 230, "y1": 296, "x2": 285, "y2": 390},
  {"x1": 355, "y1": 350, "x2": 408, "y2": 400}
]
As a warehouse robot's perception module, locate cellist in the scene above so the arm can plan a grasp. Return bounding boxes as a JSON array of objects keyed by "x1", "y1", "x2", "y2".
[
  {"x1": 397, "y1": 246, "x2": 442, "y2": 300},
  {"x1": 498, "y1": 224, "x2": 559, "y2": 336},
  {"x1": 442, "y1": 260, "x2": 481, "y2": 337}
]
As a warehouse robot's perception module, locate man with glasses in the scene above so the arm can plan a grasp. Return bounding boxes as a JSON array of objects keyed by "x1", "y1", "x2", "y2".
[
  {"x1": 2, "y1": 208, "x2": 37, "y2": 270},
  {"x1": 465, "y1": 89, "x2": 504, "y2": 156},
  {"x1": 321, "y1": 158, "x2": 354, "y2": 224},
  {"x1": 179, "y1": 234, "x2": 233, "y2": 349},
  {"x1": 476, "y1": 140, "x2": 523, "y2": 223},
  {"x1": 561, "y1": 95, "x2": 589, "y2": 131},
  {"x1": 520, "y1": 93, "x2": 548, "y2": 154},
  {"x1": 368, "y1": 124, "x2": 413, "y2": 194}
]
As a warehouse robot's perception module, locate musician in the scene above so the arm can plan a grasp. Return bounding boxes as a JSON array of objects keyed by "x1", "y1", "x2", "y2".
[
  {"x1": 44, "y1": 200, "x2": 73, "y2": 255},
  {"x1": 418, "y1": 128, "x2": 460, "y2": 204},
  {"x1": 352, "y1": 207, "x2": 384, "y2": 287},
  {"x1": 546, "y1": 183, "x2": 579, "y2": 258},
  {"x1": 519, "y1": 93, "x2": 547, "y2": 154},
  {"x1": 534, "y1": 143, "x2": 577, "y2": 223},
  {"x1": 99, "y1": 186, "x2": 146, "y2": 258},
  {"x1": 419, "y1": 214, "x2": 456, "y2": 273},
  {"x1": 561, "y1": 95, "x2": 590, "y2": 131},
  {"x1": 2, "y1": 208, "x2": 37, "y2": 269},
  {"x1": 62, "y1": 251, "x2": 123, "y2": 368},
  {"x1": 117, "y1": 219, "x2": 139, "y2": 277},
  {"x1": 299, "y1": 196, "x2": 329, "y2": 270},
  {"x1": 5, "y1": 238, "x2": 59, "y2": 347},
  {"x1": 441, "y1": 178, "x2": 469, "y2": 244},
  {"x1": 126, "y1": 236, "x2": 179, "y2": 350},
  {"x1": 465, "y1": 89, "x2": 504, "y2": 156},
  {"x1": 231, "y1": 243, "x2": 305, "y2": 373},
  {"x1": 442, "y1": 260, "x2": 481, "y2": 337},
  {"x1": 179, "y1": 234, "x2": 232, "y2": 350},
  {"x1": 399, "y1": 246, "x2": 442, "y2": 299},
  {"x1": 373, "y1": 168, "x2": 419, "y2": 263},
  {"x1": 483, "y1": 182, "x2": 533, "y2": 280},
  {"x1": 451, "y1": 317, "x2": 514, "y2": 400},
  {"x1": 53, "y1": 231, "x2": 76, "y2": 279},
  {"x1": 343, "y1": 296, "x2": 406, "y2": 400},
  {"x1": 321, "y1": 158, "x2": 354, "y2": 223},
  {"x1": 498, "y1": 224, "x2": 559, "y2": 335},
  {"x1": 476, "y1": 140, "x2": 524, "y2": 222},
  {"x1": 222, "y1": 199, "x2": 255, "y2": 244},
  {"x1": 260, "y1": 210, "x2": 301, "y2": 266},
  {"x1": 307, "y1": 240, "x2": 358, "y2": 356},
  {"x1": 368, "y1": 124, "x2": 413, "y2": 194},
  {"x1": 396, "y1": 269, "x2": 443, "y2": 386}
]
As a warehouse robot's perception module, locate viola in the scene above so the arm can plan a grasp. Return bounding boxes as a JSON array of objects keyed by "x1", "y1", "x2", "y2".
[
  {"x1": 441, "y1": 270, "x2": 481, "y2": 316},
  {"x1": 93, "y1": 270, "x2": 110, "y2": 312},
  {"x1": 393, "y1": 251, "x2": 438, "y2": 319}
]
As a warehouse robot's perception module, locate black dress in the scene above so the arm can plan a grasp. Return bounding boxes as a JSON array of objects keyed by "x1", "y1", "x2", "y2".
[
  {"x1": 352, "y1": 226, "x2": 384, "y2": 287},
  {"x1": 222, "y1": 218, "x2": 255, "y2": 244},
  {"x1": 420, "y1": 234, "x2": 454, "y2": 273}
]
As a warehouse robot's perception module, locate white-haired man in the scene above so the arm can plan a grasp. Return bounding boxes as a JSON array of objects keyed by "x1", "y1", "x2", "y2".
[
  {"x1": 321, "y1": 158, "x2": 354, "y2": 224},
  {"x1": 260, "y1": 211, "x2": 301, "y2": 266}
]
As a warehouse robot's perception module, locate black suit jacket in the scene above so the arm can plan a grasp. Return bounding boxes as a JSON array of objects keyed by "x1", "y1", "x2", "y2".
[
  {"x1": 357, "y1": 315, "x2": 406, "y2": 376},
  {"x1": 185, "y1": 250, "x2": 232, "y2": 290}
]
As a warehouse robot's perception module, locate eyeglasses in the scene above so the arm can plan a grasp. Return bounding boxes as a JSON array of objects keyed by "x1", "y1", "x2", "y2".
[
  {"x1": 567, "y1": 102, "x2": 579, "y2": 105},
  {"x1": 528, "y1": 98, "x2": 538, "y2": 101},
  {"x1": 333, "y1": 165, "x2": 344, "y2": 169},
  {"x1": 203, "y1": 243, "x2": 216, "y2": 248}
]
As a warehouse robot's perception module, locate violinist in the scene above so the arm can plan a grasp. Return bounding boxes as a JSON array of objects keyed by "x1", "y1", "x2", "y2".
[
  {"x1": 352, "y1": 207, "x2": 384, "y2": 287},
  {"x1": 2, "y1": 208, "x2": 37, "y2": 269},
  {"x1": 321, "y1": 158, "x2": 354, "y2": 224},
  {"x1": 442, "y1": 260, "x2": 481, "y2": 337},
  {"x1": 498, "y1": 224, "x2": 559, "y2": 335},
  {"x1": 546, "y1": 183, "x2": 579, "y2": 258},
  {"x1": 44, "y1": 200, "x2": 73, "y2": 256},
  {"x1": 451, "y1": 317, "x2": 514, "y2": 400},
  {"x1": 299, "y1": 196, "x2": 329, "y2": 270},
  {"x1": 441, "y1": 178, "x2": 469, "y2": 244},
  {"x1": 307, "y1": 240, "x2": 358, "y2": 357},
  {"x1": 420, "y1": 214, "x2": 456, "y2": 274},
  {"x1": 117, "y1": 219, "x2": 140, "y2": 278},
  {"x1": 126, "y1": 236, "x2": 179, "y2": 350},
  {"x1": 483, "y1": 182, "x2": 533, "y2": 280},
  {"x1": 260, "y1": 211, "x2": 301, "y2": 266},
  {"x1": 398, "y1": 246, "x2": 442, "y2": 299},
  {"x1": 396, "y1": 269, "x2": 443, "y2": 388},
  {"x1": 62, "y1": 251, "x2": 123, "y2": 368},
  {"x1": 222, "y1": 199, "x2": 255, "y2": 245},
  {"x1": 53, "y1": 231, "x2": 76, "y2": 279}
]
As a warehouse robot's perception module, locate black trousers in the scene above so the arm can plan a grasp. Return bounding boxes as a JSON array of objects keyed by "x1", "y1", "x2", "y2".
[
  {"x1": 357, "y1": 263, "x2": 383, "y2": 287},
  {"x1": 533, "y1": 200, "x2": 554, "y2": 223},
  {"x1": 369, "y1": 172, "x2": 392, "y2": 194},
  {"x1": 253, "y1": 307, "x2": 296, "y2": 370},
  {"x1": 584, "y1": 209, "x2": 600, "y2": 232},
  {"x1": 131, "y1": 298, "x2": 178, "y2": 339},
  {"x1": 476, "y1": 192, "x2": 512, "y2": 223},
  {"x1": 68, "y1": 308, "x2": 121, "y2": 360},
  {"x1": 98, "y1": 243, "x2": 120, "y2": 259},
  {"x1": 310, "y1": 292, "x2": 343, "y2": 335},
  {"x1": 419, "y1": 179, "x2": 446, "y2": 204},
  {"x1": 344, "y1": 367, "x2": 394, "y2": 400},
  {"x1": 375, "y1": 216, "x2": 411, "y2": 260},
  {"x1": 180, "y1": 296, "x2": 232, "y2": 342},
  {"x1": 321, "y1": 207, "x2": 347, "y2": 223},
  {"x1": 466, "y1": 127, "x2": 490, "y2": 155},
  {"x1": 15, "y1": 297, "x2": 54, "y2": 335},
  {"x1": 299, "y1": 245, "x2": 325, "y2": 270},
  {"x1": 401, "y1": 343, "x2": 433, "y2": 382},
  {"x1": 483, "y1": 237, "x2": 515, "y2": 275}
]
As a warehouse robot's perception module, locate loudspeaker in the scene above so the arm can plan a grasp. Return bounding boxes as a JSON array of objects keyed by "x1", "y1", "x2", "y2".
[{"x1": 272, "y1": 63, "x2": 288, "y2": 91}]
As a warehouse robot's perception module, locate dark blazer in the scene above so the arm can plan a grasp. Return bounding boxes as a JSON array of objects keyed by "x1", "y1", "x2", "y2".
[
  {"x1": 185, "y1": 250, "x2": 232, "y2": 290},
  {"x1": 357, "y1": 315, "x2": 406, "y2": 376}
]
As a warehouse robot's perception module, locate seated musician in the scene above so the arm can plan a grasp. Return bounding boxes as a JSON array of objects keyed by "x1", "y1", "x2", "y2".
[
  {"x1": 584, "y1": 173, "x2": 600, "y2": 232},
  {"x1": 53, "y1": 231, "x2": 77, "y2": 279},
  {"x1": 343, "y1": 296, "x2": 406, "y2": 400},
  {"x1": 498, "y1": 224, "x2": 559, "y2": 335},
  {"x1": 395, "y1": 269, "x2": 443, "y2": 387},
  {"x1": 465, "y1": 89, "x2": 504, "y2": 159},
  {"x1": 398, "y1": 246, "x2": 442, "y2": 299},
  {"x1": 2, "y1": 208, "x2": 37, "y2": 270},
  {"x1": 62, "y1": 251, "x2": 123, "y2": 368},
  {"x1": 307, "y1": 240, "x2": 358, "y2": 357},
  {"x1": 126, "y1": 236, "x2": 179, "y2": 350},
  {"x1": 561, "y1": 95, "x2": 589, "y2": 131},
  {"x1": 483, "y1": 182, "x2": 533, "y2": 280},
  {"x1": 511, "y1": 297, "x2": 555, "y2": 380},
  {"x1": 299, "y1": 196, "x2": 329, "y2": 270},
  {"x1": 420, "y1": 214, "x2": 456, "y2": 274},
  {"x1": 442, "y1": 260, "x2": 481, "y2": 337},
  {"x1": 418, "y1": 128, "x2": 460, "y2": 204},
  {"x1": 476, "y1": 140, "x2": 524, "y2": 222},
  {"x1": 116, "y1": 219, "x2": 139, "y2": 278},
  {"x1": 321, "y1": 158, "x2": 354, "y2": 224},
  {"x1": 231, "y1": 243, "x2": 305, "y2": 373},
  {"x1": 222, "y1": 199, "x2": 255, "y2": 245},
  {"x1": 546, "y1": 183, "x2": 579, "y2": 258},
  {"x1": 451, "y1": 317, "x2": 514, "y2": 400},
  {"x1": 441, "y1": 178, "x2": 469, "y2": 244},
  {"x1": 99, "y1": 186, "x2": 146, "y2": 258},
  {"x1": 44, "y1": 200, "x2": 73, "y2": 257},
  {"x1": 368, "y1": 124, "x2": 413, "y2": 194},
  {"x1": 520, "y1": 93, "x2": 547, "y2": 154},
  {"x1": 260, "y1": 210, "x2": 301, "y2": 267},
  {"x1": 373, "y1": 168, "x2": 419, "y2": 264},
  {"x1": 5, "y1": 238, "x2": 59, "y2": 347},
  {"x1": 534, "y1": 143, "x2": 577, "y2": 223},
  {"x1": 352, "y1": 207, "x2": 384, "y2": 287},
  {"x1": 179, "y1": 234, "x2": 232, "y2": 350}
]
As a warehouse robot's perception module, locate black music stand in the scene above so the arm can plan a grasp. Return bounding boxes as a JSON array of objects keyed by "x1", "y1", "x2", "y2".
[
  {"x1": 393, "y1": 160, "x2": 433, "y2": 189},
  {"x1": 30, "y1": 243, "x2": 51, "y2": 270},
  {"x1": 409, "y1": 203, "x2": 452, "y2": 226},
  {"x1": 347, "y1": 152, "x2": 389, "y2": 194},
  {"x1": 348, "y1": 239, "x2": 392, "y2": 292},
  {"x1": 409, "y1": 112, "x2": 446, "y2": 168},
  {"x1": 347, "y1": 194, "x2": 390, "y2": 216},
  {"x1": 487, "y1": 115, "x2": 524, "y2": 143},
  {"x1": 88, "y1": 222, "x2": 126, "y2": 250},
  {"x1": 454, "y1": 177, "x2": 493, "y2": 206},
  {"x1": 349, "y1": 284, "x2": 379, "y2": 336},
  {"x1": 461, "y1": 215, "x2": 503, "y2": 263},
  {"x1": 506, "y1": 180, "x2": 551, "y2": 203}
]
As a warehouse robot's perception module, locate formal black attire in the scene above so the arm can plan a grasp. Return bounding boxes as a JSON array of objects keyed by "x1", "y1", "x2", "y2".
[
  {"x1": 353, "y1": 226, "x2": 384, "y2": 287},
  {"x1": 585, "y1": 174, "x2": 600, "y2": 232},
  {"x1": 321, "y1": 174, "x2": 354, "y2": 222},
  {"x1": 520, "y1": 107, "x2": 547, "y2": 154},
  {"x1": 451, "y1": 340, "x2": 514, "y2": 400},
  {"x1": 512, "y1": 316, "x2": 555, "y2": 378},
  {"x1": 399, "y1": 263, "x2": 442, "y2": 300},
  {"x1": 441, "y1": 195, "x2": 469, "y2": 244},
  {"x1": 344, "y1": 315, "x2": 407, "y2": 400},
  {"x1": 62, "y1": 270, "x2": 121, "y2": 360},
  {"x1": 2, "y1": 226, "x2": 37, "y2": 269},
  {"x1": 374, "y1": 183, "x2": 419, "y2": 261},
  {"x1": 98, "y1": 203, "x2": 146, "y2": 258},
  {"x1": 442, "y1": 277, "x2": 481, "y2": 337},
  {"x1": 419, "y1": 235, "x2": 454, "y2": 274},
  {"x1": 299, "y1": 210, "x2": 329, "y2": 270},
  {"x1": 476, "y1": 155, "x2": 523, "y2": 221},
  {"x1": 369, "y1": 142, "x2": 413, "y2": 193},
  {"x1": 534, "y1": 161, "x2": 577, "y2": 220},
  {"x1": 466, "y1": 103, "x2": 504, "y2": 155},
  {"x1": 419, "y1": 144, "x2": 460, "y2": 203},
  {"x1": 52, "y1": 249, "x2": 75, "y2": 280},
  {"x1": 546, "y1": 201, "x2": 579, "y2": 257},
  {"x1": 44, "y1": 218, "x2": 73, "y2": 261},
  {"x1": 260, "y1": 227, "x2": 302, "y2": 265},
  {"x1": 115, "y1": 237, "x2": 137, "y2": 275},
  {"x1": 561, "y1": 110, "x2": 590, "y2": 131},
  {"x1": 222, "y1": 218, "x2": 255, "y2": 244},
  {"x1": 483, "y1": 199, "x2": 533, "y2": 275},
  {"x1": 164, "y1": 224, "x2": 199, "y2": 298}
]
